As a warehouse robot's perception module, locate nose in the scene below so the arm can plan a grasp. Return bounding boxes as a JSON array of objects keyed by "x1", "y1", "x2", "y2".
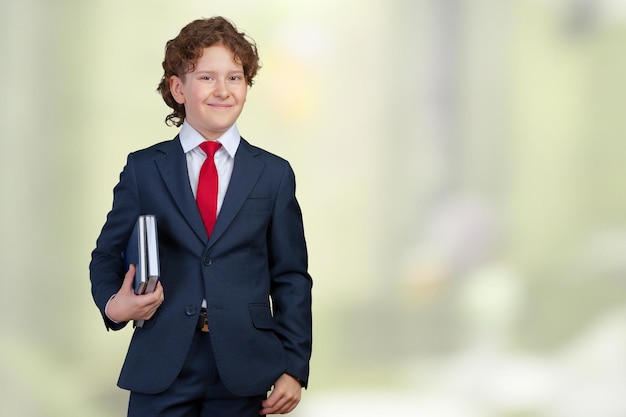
[{"x1": 213, "y1": 79, "x2": 229, "y2": 98}]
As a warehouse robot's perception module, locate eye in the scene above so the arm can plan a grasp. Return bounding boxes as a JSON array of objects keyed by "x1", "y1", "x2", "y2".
[
  {"x1": 229, "y1": 75, "x2": 244, "y2": 81},
  {"x1": 200, "y1": 75, "x2": 214, "y2": 81}
]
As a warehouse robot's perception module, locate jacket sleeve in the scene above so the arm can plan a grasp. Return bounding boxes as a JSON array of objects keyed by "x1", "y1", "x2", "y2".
[
  {"x1": 89, "y1": 153, "x2": 141, "y2": 331},
  {"x1": 267, "y1": 162, "x2": 313, "y2": 387}
]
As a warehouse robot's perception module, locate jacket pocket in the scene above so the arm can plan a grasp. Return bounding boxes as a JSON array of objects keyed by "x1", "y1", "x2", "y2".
[
  {"x1": 239, "y1": 197, "x2": 272, "y2": 213},
  {"x1": 249, "y1": 304, "x2": 274, "y2": 330}
]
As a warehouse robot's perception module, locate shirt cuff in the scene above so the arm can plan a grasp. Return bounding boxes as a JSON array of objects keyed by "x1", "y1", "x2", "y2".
[{"x1": 104, "y1": 294, "x2": 120, "y2": 324}]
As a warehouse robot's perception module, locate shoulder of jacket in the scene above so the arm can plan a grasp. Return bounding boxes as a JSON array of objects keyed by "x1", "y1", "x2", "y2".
[
  {"x1": 239, "y1": 137, "x2": 289, "y2": 166},
  {"x1": 129, "y1": 136, "x2": 181, "y2": 159}
]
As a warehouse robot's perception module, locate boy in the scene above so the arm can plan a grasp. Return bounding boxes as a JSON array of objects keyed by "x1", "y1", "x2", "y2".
[{"x1": 90, "y1": 16, "x2": 312, "y2": 416}]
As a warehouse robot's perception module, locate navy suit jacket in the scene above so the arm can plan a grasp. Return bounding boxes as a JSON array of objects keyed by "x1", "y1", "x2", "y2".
[{"x1": 90, "y1": 136, "x2": 312, "y2": 396}]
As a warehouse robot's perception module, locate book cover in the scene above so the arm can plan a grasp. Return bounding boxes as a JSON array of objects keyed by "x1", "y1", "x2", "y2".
[
  {"x1": 123, "y1": 215, "x2": 160, "y2": 328},
  {"x1": 143, "y1": 215, "x2": 160, "y2": 295}
]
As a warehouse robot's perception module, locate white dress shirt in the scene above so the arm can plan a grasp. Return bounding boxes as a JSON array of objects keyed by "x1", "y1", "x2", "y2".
[{"x1": 179, "y1": 120, "x2": 240, "y2": 215}]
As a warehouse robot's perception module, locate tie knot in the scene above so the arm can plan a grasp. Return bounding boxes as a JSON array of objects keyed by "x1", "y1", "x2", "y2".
[{"x1": 200, "y1": 141, "x2": 222, "y2": 158}]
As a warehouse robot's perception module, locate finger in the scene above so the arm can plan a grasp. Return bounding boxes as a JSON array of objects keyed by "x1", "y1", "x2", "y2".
[
  {"x1": 261, "y1": 386, "x2": 285, "y2": 409},
  {"x1": 142, "y1": 308, "x2": 157, "y2": 320},
  {"x1": 261, "y1": 402, "x2": 295, "y2": 416},
  {"x1": 140, "y1": 300, "x2": 160, "y2": 319},
  {"x1": 145, "y1": 284, "x2": 165, "y2": 305},
  {"x1": 261, "y1": 396, "x2": 290, "y2": 415},
  {"x1": 277, "y1": 397, "x2": 298, "y2": 414},
  {"x1": 154, "y1": 282, "x2": 164, "y2": 297},
  {"x1": 261, "y1": 393, "x2": 277, "y2": 409}
]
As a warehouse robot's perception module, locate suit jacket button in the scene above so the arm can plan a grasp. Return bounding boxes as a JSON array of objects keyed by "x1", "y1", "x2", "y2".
[
  {"x1": 203, "y1": 256, "x2": 212, "y2": 266},
  {"x1": 185, "y1": 305, "x2": 197, "y2": 316}
]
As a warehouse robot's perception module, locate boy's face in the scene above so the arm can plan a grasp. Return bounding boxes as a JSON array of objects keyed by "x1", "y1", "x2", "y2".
[{"x1": 170, "y1": 45, "x2": 248, "y2": 140}]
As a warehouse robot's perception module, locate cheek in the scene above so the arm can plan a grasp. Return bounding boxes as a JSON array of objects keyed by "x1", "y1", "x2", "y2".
[
  {"x1": 238, "y1": 89, "x2": 248, "y2": 103},
  {"x1": 188, "y1": 89, "x2": 209, "y2": 105}
]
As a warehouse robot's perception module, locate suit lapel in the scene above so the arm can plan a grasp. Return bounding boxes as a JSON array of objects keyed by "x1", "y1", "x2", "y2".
[
  {"x1": 155, "y1": 137, "x2": 208, "y2": 244},
  {"x1": 209, "y1": 139, "x2": 264, "y2": 247}
]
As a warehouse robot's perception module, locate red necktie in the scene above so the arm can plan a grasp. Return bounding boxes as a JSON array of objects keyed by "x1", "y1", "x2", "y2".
[{"x1": 197, "y1": 141, "x2": 222, "y2": 236}]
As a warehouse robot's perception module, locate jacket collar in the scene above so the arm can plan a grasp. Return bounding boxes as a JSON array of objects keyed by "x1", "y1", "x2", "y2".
[{"x1": 154, "y1": 136, "x2": 264, "y2": 247}]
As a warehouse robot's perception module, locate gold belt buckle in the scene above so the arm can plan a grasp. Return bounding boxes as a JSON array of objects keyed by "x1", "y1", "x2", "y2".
[{"x1": 200, "y1": 312, "x2": 209, "y2": 332}]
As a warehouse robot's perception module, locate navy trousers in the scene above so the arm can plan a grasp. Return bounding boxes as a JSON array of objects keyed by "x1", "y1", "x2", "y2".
[{"x1": 127, "y1": 329, "x2": 266, "y2": 417}]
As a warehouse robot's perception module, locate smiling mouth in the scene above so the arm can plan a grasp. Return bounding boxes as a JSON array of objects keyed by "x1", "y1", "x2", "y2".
[{"x1": 208, "y1": 103, "x2": 232, "y2": 109}]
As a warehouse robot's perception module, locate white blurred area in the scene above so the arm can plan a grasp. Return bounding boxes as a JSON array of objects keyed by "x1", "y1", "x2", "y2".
[{"x1": 2, "y1": 0, "x2": 626, "y2": 416}]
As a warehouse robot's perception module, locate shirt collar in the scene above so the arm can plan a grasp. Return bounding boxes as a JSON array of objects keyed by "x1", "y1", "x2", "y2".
[{"x1": 179, "y1": 120, "x2": 240, "y2": 158}]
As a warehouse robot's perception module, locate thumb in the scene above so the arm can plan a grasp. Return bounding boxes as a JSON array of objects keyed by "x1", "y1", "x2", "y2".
[{"x1": 123, "y1": 264, "x2": 136, "y2": 292}]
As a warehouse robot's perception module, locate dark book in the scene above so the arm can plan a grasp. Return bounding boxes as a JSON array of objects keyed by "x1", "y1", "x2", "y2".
[{"x1": 124, "y1": 215, "x2": 160, "y2": 328}]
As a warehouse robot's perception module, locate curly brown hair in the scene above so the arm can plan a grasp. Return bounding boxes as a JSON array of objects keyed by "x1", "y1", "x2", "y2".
[{"x1": 157, "y1": 16, "x2": 261, "y2": 127}]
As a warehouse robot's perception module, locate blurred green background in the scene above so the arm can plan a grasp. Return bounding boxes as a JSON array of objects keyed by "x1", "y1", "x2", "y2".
[{"x1": 2, "y1": 0, "x2": 626, "y2": 416}]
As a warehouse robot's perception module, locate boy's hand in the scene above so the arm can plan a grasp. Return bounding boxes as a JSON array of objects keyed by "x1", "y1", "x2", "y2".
[
  {"x1": 106, "y1": 264, "x2": 164, "y2": 323},
  {"x1": 260, "y1": 373, "x2": 302, "y2": 415}
]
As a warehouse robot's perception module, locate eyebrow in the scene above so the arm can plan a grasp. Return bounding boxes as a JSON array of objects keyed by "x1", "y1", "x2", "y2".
[{"x1": 194, "y1": 69, "x2": 244, "y2": 74}]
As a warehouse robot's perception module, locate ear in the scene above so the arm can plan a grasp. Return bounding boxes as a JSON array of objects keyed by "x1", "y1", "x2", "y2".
[{"x1": 169, "y1": 75, "x2": 186, "y2": 104}]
